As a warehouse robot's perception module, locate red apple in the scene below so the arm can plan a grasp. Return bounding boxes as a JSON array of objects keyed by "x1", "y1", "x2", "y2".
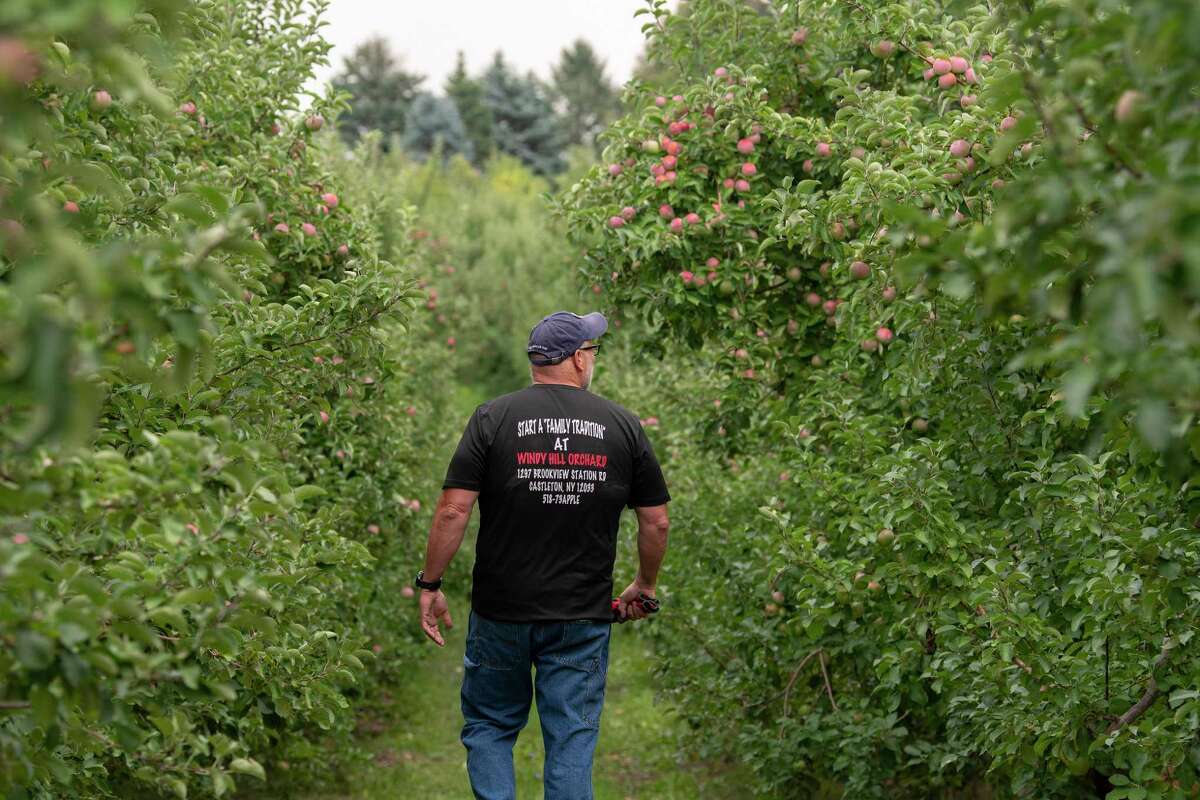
[
  {"x1": 680, "y1": 270, "x2": 694, "y2": 284},
  {"x1": 321, "y1": 192, "x2": 339, "y2": 208},
  {"x1": 659, "y1": 203, "x2": 674, "y2": 218},
  {"x1": 938, "y1": 73, "x2": 958, "y2": 88},
  {"x1": 816, "y1": 141, "x2": 832, "y2": 157},
  {"x1": 301, "y1": 222, "x2": 317, "y2": 236},
  {"x1": 179, "y1": 101, "x2": 197, "y2": 115},
  {"x1": 805, "y1": 292, "x2": 822, "y2": 307},
  {"x1": 737, "y1": 137, "x2": 754, "y2": 154},
  {"x1": 932, "y1": 58, "x2": 951, "y2": 74},
  {"x1": 735, "y1": 178, "x2": 751, "y2": 192},
  {"x1": 999, "y1": 115, "x2": 1018, "y2": 132},
  {"x1": 306, "y1": 114, "x2": 324, "y2": 131},
  {"x1": 621, "y1": 206, "x2": 636, "y2": 221},
  {"x1": 950, "y1": 56, "x2": 969, "y2": 73},
  {"x1": 608, "y1": 216, "x2": 625, "y2": 228},
  {"x1": 882, "y1": 286, "x2": 897, "y2": 303},
  {"x1": 791, "y1": 28, "x2": 808, "y2": 45},
  {"x1": 949, "y1": 139, "x2": 970, "y2": 157},
  {"x1": 850, "y1": 260, "x2": 870, "y2": 279},
  {"x1": 63, "y1": 201, "x2": 80, "y2": 214},
  {"x1": 670, "y1": 217, "x2": 684, "y2": 232},
  {"x1": 876, "y1": 326, "x2": 894, "y2": 343},
  {"x1": 319, "y1": 410, "x2": 330, "y2": 423},
  {"x1": 92, "y1": 90, "x2": 112, "y2": 110}
]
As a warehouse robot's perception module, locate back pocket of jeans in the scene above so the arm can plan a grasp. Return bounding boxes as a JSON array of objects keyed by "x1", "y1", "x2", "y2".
[{"x1": 466, "y1": 612, "x2": 524, "y2": 670}]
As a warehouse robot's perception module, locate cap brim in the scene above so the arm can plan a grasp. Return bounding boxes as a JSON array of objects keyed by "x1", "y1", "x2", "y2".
[{"x1": 579, "y1": 311, "x2": 607, "y2": 340}]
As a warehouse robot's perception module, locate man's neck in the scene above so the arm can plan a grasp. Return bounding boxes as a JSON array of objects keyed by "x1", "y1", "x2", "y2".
[{"x1": 532, "y1": 379, "x2": 582, "y2": 388}]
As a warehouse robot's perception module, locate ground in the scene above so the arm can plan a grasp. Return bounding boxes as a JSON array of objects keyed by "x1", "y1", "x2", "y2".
[{"x1": 297, "y1": 594, "x2": 749, "y2": 799}]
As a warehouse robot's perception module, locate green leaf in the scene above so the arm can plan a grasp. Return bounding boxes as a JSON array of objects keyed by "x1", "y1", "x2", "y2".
[{"x1": 228, "y1": 757, "x2": 266, "y2": 781}]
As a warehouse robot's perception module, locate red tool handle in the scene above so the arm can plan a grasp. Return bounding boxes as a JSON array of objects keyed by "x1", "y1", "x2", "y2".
[{"x1": 610, "y1": 591, "x2": 660, "y2": 623}]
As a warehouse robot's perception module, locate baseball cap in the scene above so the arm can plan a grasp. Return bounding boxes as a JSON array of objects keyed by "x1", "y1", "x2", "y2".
[{"x1": 527, "y1": 311, "x2": 608, "y2": 366}]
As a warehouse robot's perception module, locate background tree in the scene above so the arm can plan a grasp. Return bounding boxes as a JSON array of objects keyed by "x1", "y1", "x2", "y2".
[
  {"x1": 402, "y1": 92, "x2": 474, "y2": 163},
  {"x1": 444, "y1": 51, "x2": 494, "y2": 166},
  {"x1": 550, "y1": 39, "x2": 623, "y2": 154},
  {"x1": 332, "y1": 36, "x2": 425, "y2": 145},
  {"x1": 481, "y1": 52, "x2": 566, "y2": 177}
]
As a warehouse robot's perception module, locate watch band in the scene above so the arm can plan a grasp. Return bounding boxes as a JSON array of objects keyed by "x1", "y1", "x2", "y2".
[{"x1": 414, "y1": 570, "x2": 442, "y2": 591}]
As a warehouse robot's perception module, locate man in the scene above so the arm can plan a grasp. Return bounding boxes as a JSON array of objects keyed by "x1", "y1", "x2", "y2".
[{"x1": 414, "y1": 310, "x2": 671, "y2": 800}]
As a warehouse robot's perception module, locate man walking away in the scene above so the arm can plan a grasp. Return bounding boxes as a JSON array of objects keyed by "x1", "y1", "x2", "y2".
[{"x1": 413, "y1": 310, "x2": 671, "y2": 799}]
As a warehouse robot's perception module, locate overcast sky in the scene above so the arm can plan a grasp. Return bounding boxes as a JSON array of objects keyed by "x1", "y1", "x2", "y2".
[{"x1": 311, "y1": 1, "x2": 667, "y2": 93}]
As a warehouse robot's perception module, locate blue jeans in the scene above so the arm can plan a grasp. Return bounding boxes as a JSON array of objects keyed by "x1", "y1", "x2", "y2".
[{"x1": 460, "y1": 608, "x2": 612, "y2": 800}]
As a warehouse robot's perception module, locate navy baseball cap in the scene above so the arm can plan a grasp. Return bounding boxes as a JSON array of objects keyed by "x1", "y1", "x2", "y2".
[{"x1": 527, "y1": 311, "x2": 608, "y2": 365}]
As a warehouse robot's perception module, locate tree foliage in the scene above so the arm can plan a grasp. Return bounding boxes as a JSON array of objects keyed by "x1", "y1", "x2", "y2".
[
  {"x1": 0, "y1": 2, "x2": 462, "y2": 797},
  {"x1": 482, "y1": 53, "x2": 567, "y2": 177},
  {"x1": 444, "y1": 51, "x2": 493, "y2": 167},
  {"x1": 401, "y1": 91, "x2": 474, "y2": 164},
  {"x1": 550, "y1": 39, "x2": 623, "y2": 154},
  {"x1": 557, "y1": 0, "x2": 1200, "y2": 797},
  {"x1": 331, "y1": 36, "x2": 425, "y2": 147}
]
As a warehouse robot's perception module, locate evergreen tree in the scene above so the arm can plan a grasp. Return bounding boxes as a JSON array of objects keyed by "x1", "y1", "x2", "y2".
[
  {"x1": 481, "y1": 53, "x2": 566, "y2": 176},
  {"x1": 550, "y1": 39, "x2": 622, "y2": 152},
  {"x1": 401, "y1": 92, "x2": 474, "y2": 163},
  {"x1": 444, "y1": 51, "x2": 493, "y2": 166},
  {"x1": 331, "y1": 36, "x2": 424, "y2": 145}
]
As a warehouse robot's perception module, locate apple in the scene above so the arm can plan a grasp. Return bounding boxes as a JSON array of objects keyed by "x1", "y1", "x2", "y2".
[
  {"x1": 816, "y1": 141, "x2": 832, "y2": 157},
  {"x1": 871, "y1": 40, "x2": 894, "y2": 57},
  {"x1": 912, "y1": 417, "x2": 929, "y2": 432},
  {"x1": 950, "y1": 56, "x2": 969, "y2": 73},
  {"x1": 822, "y1": 299, "x2": 838, "y2": 315},
  {"x1": 706, "y1": 257, "x2": 720, "y2": 268},
  {"x1": 337, "y1": 244, "x2": 350, "y2": 257},
  {"x1": 680, "y1": 270, "x2": 695, "y2": 284},
  {"x1": 805, "y1": 292, "x2": 822, "y2": 307},
  {"x1": 406, "y1": 405, "x2": 417, "y2": 417},
  {"x1": 714, "y1": 66, "x2": 727, "y2": 77},
  {"x1": 932, "y1": 58, "x2": 951, "y2": 74},
  {"x1": 787, "y1": 266, "x2": 802, "y2": 282},
  {"x1": 670, "y1": 217, "x2": 684, "y2": 232},
  {"x1": 949, "y1": 139, "x2": 970, "y2": 157},
  {"x1": 938, "y1": 73, "x2": 958, "y2": 88},
  {"x1": 764, "y1": 602, "x2": 779, "y2": 615},
  {"x1": 655, "y1": 95, "x2": 667, "y2": 107},
  {"x1": 741, "y1": 162, "x2": 756, "y2": 176},
  {"x1": 771, "y1": 590, "x2": 785, "y2": 603},
  {"x1": 964, "y1": 67, "x2": 977, "y2": 84},
  {"x1": 661, "y1": 154, "x2": 677, "y2": 169},
  {"x1": 877, "y1": 528, "x2": 895, "y2": 544},
  {"x1": 735, "y1": 178, "x2": 751, "y2": 192},
  {"x1": 734, "y1": 347, "x2": 750, "y2": 359},
  {"x1": 867, "y1": 580, "x2": 882, "y2": 591},
  {"x1": 306, "y1": 114, "x2": 324, "y2": 131},
  {"x1": 850, "y1": 260, "x2": 870, "y2": 279},
  {"x1": 665, "y1": 140, "x2": 681, "y2": 155},
  {"x1": 999, "y1": 114, "x2": 1018, "y2": 132},
  {"x1": 1114, "y1": 90, "x2": 1142, "y2": 123},
  {"x1": 811, "y1": 354, "x2": 824, "y2": 367},
  {"x1": 787, "y1": 319, "x2": 800, "y2": 334},
  {"x1": 924, "y1": 68, "x2": 935, "y2": 80},
  {"x1": 851, "y1": 146, "x2": 866, "y2": 160},
  {"x1": 642, "y1": 139, "x2": 660, "y2": 153},
  {"x1": 179, "y1": 101, "x2": 197, "y2": 115},
  {"x1": 802, "y1": 159, "x2": 814, "y2": 173},
  {"x1": 115, "y1": 340, "x2": 135, "y2": 354},
  {"x1": 319, "y1": 411, "x2": 330, "y2": 424},
  {"x1": 882, "y1": 286, "x2": 897, "y2": 303},
  {"x1": 92, "y1": 90, "x2": 112, "y2": 110},
  {"x1": 991, "y1": 178, "x2": 1006, "y2": 190},
  {"x1": 63, "y1": 201, "x2": 80, "y2": 214},
  {"x1": 659, "y1": 203, "x2": 674, "y2": 218},
  {"x1": 819, "y1": 261, "x2": 831, "y2": 278},
  {"x1": 447, "y1": 337, "x2": 456, "y2": 347},
  {"x1": 608, "y1": 216, "x2": 625, "y2": 228},
  {"x1": 321, "y1": 192, "x2": 339, "y2": 208},
  {"x1": 960, "y1": 94, "x2": 977, "y2": 108},
  {"x1": 685, "y1": 212, "x2": 700, "y2": 225},
  {"x1": 737, "y1": 137, "x2": 755, "y2": 154},
  {"x1": 301, "y1": 222, "x2": 317, "y2": 236},
  {"x1": 621, "y1": 206, "x2": 636, "y2": 221},
  {"x1": 791, "y1": 28, "x2": 808, "y2": 45},
  {"x1": 861, "y1": 338, "x2": 878, "y2": 352}
]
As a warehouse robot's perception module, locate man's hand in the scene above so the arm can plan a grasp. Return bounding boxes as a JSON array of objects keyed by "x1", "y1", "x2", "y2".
[
  {"x1": 616, "y1": 578, "x2": 656, "y2": 622},
  {"x1": 419, "y1": 589, "x2": 453, "y2": 646}
]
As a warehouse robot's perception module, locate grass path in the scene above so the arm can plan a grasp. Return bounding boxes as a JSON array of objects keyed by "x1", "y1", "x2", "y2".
[{"x1": 300, "y1": 594, "x2": 749, "y2": 799}]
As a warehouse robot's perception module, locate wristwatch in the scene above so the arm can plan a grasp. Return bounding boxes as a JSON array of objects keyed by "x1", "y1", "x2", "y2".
[{"x1": 414, "y1": 570, "x2": 442, "y2": 591}]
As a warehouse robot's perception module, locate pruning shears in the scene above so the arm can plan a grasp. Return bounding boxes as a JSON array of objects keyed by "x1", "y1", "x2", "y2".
[{"x1": 610, "y1": 591, "x2": 660, "y2": 624}]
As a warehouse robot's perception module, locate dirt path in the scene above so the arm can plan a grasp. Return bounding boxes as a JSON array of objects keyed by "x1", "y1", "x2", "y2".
[{"x1": 299, "y1": 596, "x2": 748, "y2": 799}]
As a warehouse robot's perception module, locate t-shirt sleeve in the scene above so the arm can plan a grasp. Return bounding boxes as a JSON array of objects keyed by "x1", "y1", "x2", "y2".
[
  {"x1": 627, "y1": 424, "x2": 671, "y2": 508},
  {"x1": 442, "y1": 405, "x2": 490, "y2": 491}
]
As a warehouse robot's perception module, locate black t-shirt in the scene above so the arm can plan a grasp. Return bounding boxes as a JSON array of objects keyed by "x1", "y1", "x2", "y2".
[{"x1": 441, "y1": 383, "x2": 671, "y2": 623}]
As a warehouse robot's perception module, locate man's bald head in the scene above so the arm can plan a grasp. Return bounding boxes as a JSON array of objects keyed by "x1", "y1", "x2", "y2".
[{"x1": 529, "y1": 339, "x2": 596, "y2": 390}]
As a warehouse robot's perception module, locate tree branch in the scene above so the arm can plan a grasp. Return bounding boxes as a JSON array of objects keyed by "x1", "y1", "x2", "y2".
[{"x1": 1107, "y1": 639, "x2": 1171, "y2": 734}]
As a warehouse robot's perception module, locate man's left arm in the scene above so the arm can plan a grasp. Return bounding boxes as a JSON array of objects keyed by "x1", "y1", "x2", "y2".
[{"x1": 418, "y1": 487, "x2": 479, "y2": 646}]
